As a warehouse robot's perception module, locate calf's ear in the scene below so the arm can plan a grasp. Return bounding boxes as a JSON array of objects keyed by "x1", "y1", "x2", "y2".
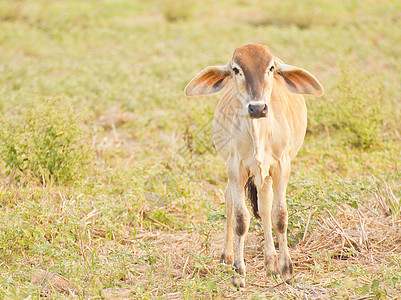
[
  {"x1": 274, "y1": 60, "x2": 324, "y2": 97},
  {"x1": 184, "y1": 65, "x2": 231, "y2": 96}
]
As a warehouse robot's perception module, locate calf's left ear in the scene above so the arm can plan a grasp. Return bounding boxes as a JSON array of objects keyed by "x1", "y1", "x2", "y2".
[
  {"x1": 184, "y1": 65, "x2": 231, "y2": 96},
  {"x1": 274, "y1": 61, "x2": 324, "y2": 97}
]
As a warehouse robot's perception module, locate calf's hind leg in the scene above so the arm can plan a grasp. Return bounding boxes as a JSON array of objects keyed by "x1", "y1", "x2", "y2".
[{"x1": 220, "y1": 186, "x2": 234, "y2": 265}]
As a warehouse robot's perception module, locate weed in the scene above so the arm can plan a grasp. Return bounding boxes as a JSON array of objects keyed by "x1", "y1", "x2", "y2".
[
  {"x1": 309, "y1": 64, "x2": 388, "y2": 150},
  {"x1": 0, "y1": 95, "x2": 94, "y2": 185}
]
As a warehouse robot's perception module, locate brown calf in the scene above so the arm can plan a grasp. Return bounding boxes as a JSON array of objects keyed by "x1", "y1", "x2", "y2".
[{"x1": 185, "y1": 44, "x2": 323, "y2": 288}]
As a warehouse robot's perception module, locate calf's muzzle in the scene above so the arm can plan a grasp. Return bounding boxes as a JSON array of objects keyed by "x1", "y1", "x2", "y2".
[{"x1": 248, "y1": 103, "x2": 268, "y2": 118}]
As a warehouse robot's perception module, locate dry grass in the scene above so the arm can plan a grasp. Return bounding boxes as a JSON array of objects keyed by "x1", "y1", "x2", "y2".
[
  {"x1": 31, "y1": 270, "x2": 78, "y2": 297},
  {"x1": 87, "y1": 189, "x2": 401, "y2": 299}
]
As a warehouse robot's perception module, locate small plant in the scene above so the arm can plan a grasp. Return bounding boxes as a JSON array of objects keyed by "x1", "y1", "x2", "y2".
[
  {"x1": 320, "y1": 65, "x2": 387, "y2": 150},
  {"x1": 336, "y1": 68, "x2": 385, "y2": 149},
  {"x1": 360, "y1": 279, "x2": 387, "y2": 299},
  {"x1": 373, "y1": 179, "x2": 401, "y2": 220},
  {"x1": 0, "y1": 95, "x2": 94, "y2": 185}
]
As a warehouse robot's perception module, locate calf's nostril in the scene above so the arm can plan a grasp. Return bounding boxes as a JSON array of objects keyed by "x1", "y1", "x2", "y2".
[{"x1": 262, "y1": 104, "x2": 268, "y2": 113}]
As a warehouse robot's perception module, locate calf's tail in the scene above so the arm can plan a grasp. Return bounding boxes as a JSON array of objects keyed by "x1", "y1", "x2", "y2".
[{"x1": 245, "y1": 176, "x2": 260, "y2": 219}]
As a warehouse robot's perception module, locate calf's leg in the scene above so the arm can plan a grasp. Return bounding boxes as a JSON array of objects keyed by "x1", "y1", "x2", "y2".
[
  {"x1": 226, "y1": 158, "x2": 249, "y2": 288},
  {"x1": 220, "y1": 186, "x2": 234, "y2": 265},
  {"x1": 272, "y1": 159, "x2": 293, "y2": 282},
  {"x1": 258, "y1": 176, "x2": 279, "y2": 277}
]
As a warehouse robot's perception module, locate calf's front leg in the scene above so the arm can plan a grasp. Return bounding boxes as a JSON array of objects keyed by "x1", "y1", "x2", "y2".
[
  {"x1": 258, "y1": 176, "x2": 279, "y2": 277},
  {"x1": 225, "y1": 159, "x2": 249, "y2": 288},
  {"x1": 272, "y1": 159, "x2": 293, "y2": 282}
]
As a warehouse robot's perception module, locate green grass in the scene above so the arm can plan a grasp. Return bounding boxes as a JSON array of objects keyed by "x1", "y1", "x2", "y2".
[{"x1": 0, "y1": 0, "x2": 400, "y2": 298}]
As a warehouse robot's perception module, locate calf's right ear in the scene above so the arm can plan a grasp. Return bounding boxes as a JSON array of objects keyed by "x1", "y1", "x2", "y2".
[{"x1": 184, "y1": 65, "x2": 231, "y2": 96}]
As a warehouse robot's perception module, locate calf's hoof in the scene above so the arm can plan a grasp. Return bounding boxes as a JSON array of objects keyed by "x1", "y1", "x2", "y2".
[
  {"x1": 231, "y1": 261, "x2": 245, "y2": 289},
  {"x1": 220, "y1": 252, "x2": 234, "y2": 265},
  {"x1": 280, "y1": 260, "x2": 294, "y2": 283},
  {"x1": 264, "y1": 254, "x2": 279, "y2": 277},
  {"x1": 230, "y1": 276, "x2": 245, "y2": 289}
]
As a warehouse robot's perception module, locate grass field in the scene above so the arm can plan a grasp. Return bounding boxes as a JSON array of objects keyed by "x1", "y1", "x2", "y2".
[{"x1": 0, "y1": 0, "x2": 400, "y2": 298}]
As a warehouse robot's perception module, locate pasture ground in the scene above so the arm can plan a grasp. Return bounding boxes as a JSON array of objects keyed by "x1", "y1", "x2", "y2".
[{"x1": 0, "y1": 0, "x2": 400, "y2": 298}]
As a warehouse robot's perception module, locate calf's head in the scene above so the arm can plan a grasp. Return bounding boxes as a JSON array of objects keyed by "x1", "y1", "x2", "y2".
[{"x1": 184, "y1": 44, "x2": 323, "y2": 118}]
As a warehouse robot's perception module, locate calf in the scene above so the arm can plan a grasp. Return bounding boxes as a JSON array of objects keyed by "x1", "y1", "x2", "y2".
[{"x1": 184, "y1": 44, "x2": 323, "y2": 288}]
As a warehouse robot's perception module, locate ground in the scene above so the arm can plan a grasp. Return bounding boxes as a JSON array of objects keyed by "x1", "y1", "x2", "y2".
[{"x1": 0, "y1": 0, "x2": 400, "y2": 299}]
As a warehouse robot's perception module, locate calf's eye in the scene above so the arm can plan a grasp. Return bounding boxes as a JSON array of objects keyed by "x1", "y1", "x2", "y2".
[
  {"x1": 269, "y1": 65, "x2": 275, "y2": 72},
  {"x1": 233, "y1": 67, "x2": 240, "y2": 75}
]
